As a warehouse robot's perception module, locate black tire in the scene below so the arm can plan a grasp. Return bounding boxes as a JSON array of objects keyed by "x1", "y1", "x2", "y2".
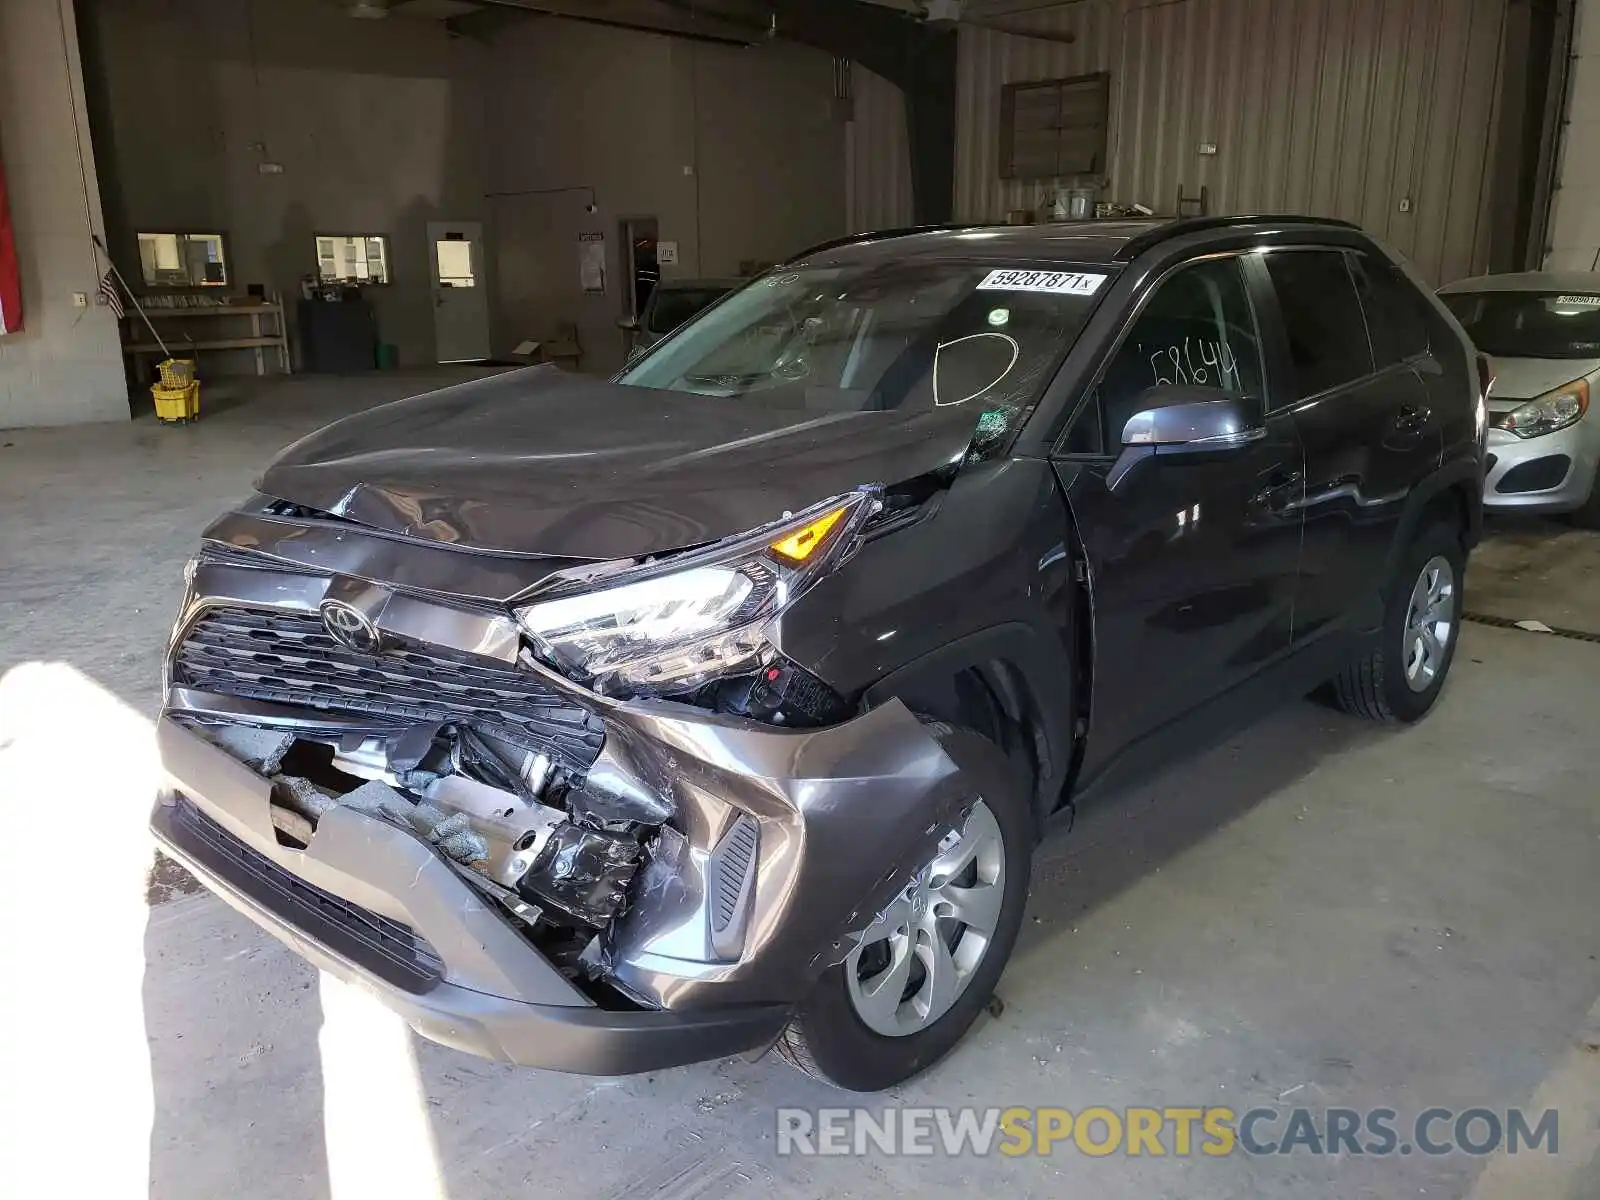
[
  {"x1": 1330, "y1": 520, "x2": 1466, "y2": 724},
  {"x1": 774, "y1": 724, "x2": 1034, "y2": 1092}
]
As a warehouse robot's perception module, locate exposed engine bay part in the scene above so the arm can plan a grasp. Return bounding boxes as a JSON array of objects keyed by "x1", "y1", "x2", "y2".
[
  {"x1": 192, "y1": 720, "x2": 654, "y2": 935},
  {"x1": 516, "y1": 823, "x2": 642, "y2": 928},
  {"x1": 271, "y1": 774, "x2": 492, "y2": 869}
]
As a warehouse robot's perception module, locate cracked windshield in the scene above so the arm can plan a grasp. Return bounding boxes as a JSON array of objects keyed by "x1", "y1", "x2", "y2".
[{"x1": 618, "y1": 261, "x2": 1106, "y2": 454}]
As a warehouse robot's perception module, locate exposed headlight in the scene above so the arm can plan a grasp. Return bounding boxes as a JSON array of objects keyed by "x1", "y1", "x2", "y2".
[
  {"x1": 514, "y1": 492, "x2": 874, "y2": 697},
  {"x1": 1503, "y1": 379, "x2": 1589, "y2": 439}
]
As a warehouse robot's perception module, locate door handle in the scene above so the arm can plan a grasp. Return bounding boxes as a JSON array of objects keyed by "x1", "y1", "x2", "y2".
[
  {"x1": 1251, "y1": 468, "x2": 1302, "y2": 509},
  {"x1": 1394, "y1": 404, "x2": 1432, "y2": 433}
]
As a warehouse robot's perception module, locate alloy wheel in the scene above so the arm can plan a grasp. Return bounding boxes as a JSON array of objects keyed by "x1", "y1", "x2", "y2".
[
  {"x1": 844, "y1": 799, "x2": 1006, "y2": 1038},
  {"x1": 1403, "y1": 554, "x2": 1457, "y2": 693}
]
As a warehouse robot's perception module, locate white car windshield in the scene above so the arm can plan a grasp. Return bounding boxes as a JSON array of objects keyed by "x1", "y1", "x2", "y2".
[{"x1": 616, "y1": 261, "x2": 1108, "y2": 423}]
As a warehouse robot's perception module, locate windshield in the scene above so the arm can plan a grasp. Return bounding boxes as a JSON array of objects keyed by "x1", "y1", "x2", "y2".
[
  {"x1": 616, "y1": 261, "x2": 1109, "y2": 443},
  {"x1": 647, "y1": 287, "x2": 731, "y2": 335},
  {"x1": 1442, "y1": 291, "x2": 1600, "y2": 360}
]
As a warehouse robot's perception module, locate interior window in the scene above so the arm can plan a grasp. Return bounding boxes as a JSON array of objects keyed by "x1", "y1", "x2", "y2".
[
  {"x1": 316, "y1": 234, "x2": 391, "y2": 286},
  {"x1": 435, "y1": 238, "x2": 476, "y2": 288},
  {"x1": 1264, "y1": 250, "x2": 1375, "y2": 398},
  {"x1": 1096, "y1": 257, "x2": 1264, "y2": 447},
  {"x1": 137, "y1": 232, "x2": 228, "y2": 289},
  {"x1": 1353, "y1": 254, "x2": 1429, "y2": 367}
]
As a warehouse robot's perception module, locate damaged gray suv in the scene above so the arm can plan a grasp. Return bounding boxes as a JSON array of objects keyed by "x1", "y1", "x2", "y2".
[{"x1": 154, "y1": 217, "x2": 1484, "y2": 1091}]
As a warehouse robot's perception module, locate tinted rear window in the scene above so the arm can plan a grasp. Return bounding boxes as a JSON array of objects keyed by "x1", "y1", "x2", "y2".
[
  {"x1": 1353, "y1": 254, "x2": 1431, "y2": 367},
  {"x1": 1264, "y1": 250, "x2": 1374, "y2": 398},
  {"x1": 1441, "y1": 291, "x2": 1600, "y2": 360}
]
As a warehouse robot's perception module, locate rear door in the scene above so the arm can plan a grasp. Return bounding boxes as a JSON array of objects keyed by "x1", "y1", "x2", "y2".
[
  {"x1": 1053, "y1": 253, "x2": 1306, "y2": 765},
  {"x1": 1256, "y1": 248, "x2": 1442, "y2": 643}
]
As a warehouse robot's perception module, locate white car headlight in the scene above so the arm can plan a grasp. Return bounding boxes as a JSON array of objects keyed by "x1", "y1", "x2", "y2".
[
  {"x1": 1503, "y1": 379, "x2": 1589, "y2": 439},
  {"x1": 514, "y1": 492, "x2": 873, "y2": 697}
]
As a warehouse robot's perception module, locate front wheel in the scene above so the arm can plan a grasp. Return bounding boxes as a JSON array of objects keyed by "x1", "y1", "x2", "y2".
[
  {"x1": 1329, "y1": 521, "x2": 1466, "y2": 723},
  {"x1": 775, "y1": 726, "x2": 1033, "y2": 1091}
]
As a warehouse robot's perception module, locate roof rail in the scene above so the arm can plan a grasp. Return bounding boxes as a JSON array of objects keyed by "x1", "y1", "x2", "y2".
[
  {"x1": 1114, "y1": 214, "x2": 1364, "y2": 261},
  {"x1": 782, "y1": 223, "x2": 1000, "y2": 264}
]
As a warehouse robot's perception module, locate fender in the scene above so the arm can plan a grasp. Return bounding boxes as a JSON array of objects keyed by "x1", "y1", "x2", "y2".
[
  {"x1": 1384, "y1": 454, "x2": 1484, "y2": 588},
  {"x1": 861, "y1": 621, "x2": 1077, "y2": 824}
]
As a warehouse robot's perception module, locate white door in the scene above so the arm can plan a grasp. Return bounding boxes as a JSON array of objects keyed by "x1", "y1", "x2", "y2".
[{"x1": 428, "y1": 221, "x2": 491, "y2": 363}]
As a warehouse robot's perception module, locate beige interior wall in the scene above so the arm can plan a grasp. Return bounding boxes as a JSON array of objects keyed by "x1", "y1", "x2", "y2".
[
  {"x1": 1545, "y1": 0, "x2": 1600, "y2": 272},
  {"x1": 954, "y1": 0, "x2": 1510, "y2": 286},
  {"x1": 87, "y1": 0, "x2": 486, "y2": 367},
  {"x1": 0, "y1": 0, "x2": 127, "y2": 427},
  {"x1": 485, "y1": 19, "x2": 847, "y2": 374}
]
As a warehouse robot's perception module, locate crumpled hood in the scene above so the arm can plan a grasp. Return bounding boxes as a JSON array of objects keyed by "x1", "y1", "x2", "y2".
[{"x1": 258, "y1": 366, "x2": 983, "y2": 559}]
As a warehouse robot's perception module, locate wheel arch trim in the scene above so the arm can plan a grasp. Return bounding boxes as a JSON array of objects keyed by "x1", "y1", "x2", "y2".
[{"x1": 860, "y1": 621, "x2": 1077, "y2": 824}]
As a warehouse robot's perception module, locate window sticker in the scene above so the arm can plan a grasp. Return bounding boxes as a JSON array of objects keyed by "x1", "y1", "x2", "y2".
[{"x1": 976, "y1": 269, "x2": 1107, "y2": 295}]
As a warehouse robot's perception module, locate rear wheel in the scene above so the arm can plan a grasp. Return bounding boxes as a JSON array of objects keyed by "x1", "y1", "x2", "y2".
[
  {"x1": 1329, "y1": 521, "x2": 1465, "y2": 723},
  {"x1": 775, "y1": 726, "x2": 1032, "y2": 1091}
]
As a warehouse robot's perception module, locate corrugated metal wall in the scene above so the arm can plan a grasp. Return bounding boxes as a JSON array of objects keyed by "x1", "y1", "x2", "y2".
[
  {"x1": 954, "y1": 0, "x2": 1510, "y2": 284},
  {"x1": 846, "y1": 65, "x2": 915, "y2": 232}
]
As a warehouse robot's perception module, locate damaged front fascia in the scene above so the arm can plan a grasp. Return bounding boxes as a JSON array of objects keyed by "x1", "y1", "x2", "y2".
[
  {"x1": 184, "y1": 691, "x2": 976, "y2": 1017},
  {"x1": 581, "y1": 699, "x2": 973, "y2": 1010},
  {"x1": 193, "y1": 719, "x2": 647, "y2": 933}
]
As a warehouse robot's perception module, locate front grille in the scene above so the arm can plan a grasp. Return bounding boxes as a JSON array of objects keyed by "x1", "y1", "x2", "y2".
[
  {"x1": 168, "y1": 798, "x2": 445, "y2": 993},
  {"x1": 173, "y1": 605, "x2": 603, "y2": 774}
]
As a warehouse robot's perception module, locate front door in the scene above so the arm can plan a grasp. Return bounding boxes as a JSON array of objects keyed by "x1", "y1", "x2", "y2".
[
  {"x1": 428, "y1": 221, "x2": 490, "y2": 363},
  {"x1": 1052, "y1": 254, "x2": 1306, "y2": 771}
]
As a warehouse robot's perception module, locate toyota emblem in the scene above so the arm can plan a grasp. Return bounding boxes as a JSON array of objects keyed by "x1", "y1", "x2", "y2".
[{"x1": 319, "y1": 599, "x2": 383, "y2": 654}]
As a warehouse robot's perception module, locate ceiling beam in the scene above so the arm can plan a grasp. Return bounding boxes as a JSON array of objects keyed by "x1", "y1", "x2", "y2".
[{"x1": 455, "y1": 0, "x2": 760, "y2": 46}]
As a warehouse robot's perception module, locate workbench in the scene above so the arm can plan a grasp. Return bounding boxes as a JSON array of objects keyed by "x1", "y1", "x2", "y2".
[{"x1": 122, "y1": 299, "x2": 292, "y2": 376}]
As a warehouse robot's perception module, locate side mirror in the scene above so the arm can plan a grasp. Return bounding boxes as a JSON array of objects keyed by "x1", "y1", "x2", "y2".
[
  {"x1": 616, "y1": 315, "x2": 640, "y2": 332},
  {"x1": 1109, "y1": 386, "x2": 1265, "y2": 490}
]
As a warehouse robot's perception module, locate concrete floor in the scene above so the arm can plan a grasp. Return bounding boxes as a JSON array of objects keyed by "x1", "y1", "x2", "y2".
[{"x1": 2, "y1": 372, "x2": 1598, "y2": 1198}]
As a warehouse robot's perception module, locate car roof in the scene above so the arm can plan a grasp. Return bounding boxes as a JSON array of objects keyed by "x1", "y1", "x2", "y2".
[
  {"x1": 783, "y1": 215, "x2": 1365, "y2": 270},
  {"x1": 1439, "y1": 270, "x2": 1600, "y2": 295}
]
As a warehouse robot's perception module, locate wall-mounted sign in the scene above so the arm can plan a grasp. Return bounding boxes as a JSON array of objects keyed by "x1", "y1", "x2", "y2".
[
  {"x1": 658, "y1": 240, "x2": 680, "y2": 267},
  {"x1": 579, "y1": 231, "x2": 606, "y2": 295}
]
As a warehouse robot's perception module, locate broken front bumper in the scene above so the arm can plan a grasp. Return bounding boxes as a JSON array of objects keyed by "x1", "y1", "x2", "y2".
[{"x1": 152, "y1": 690, "x2": 971, "y2": 1075}]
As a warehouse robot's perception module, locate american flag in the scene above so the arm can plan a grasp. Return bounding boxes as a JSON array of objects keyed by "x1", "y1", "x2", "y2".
[{"x1": 98, "y1": 268, "x2": 125, "y2": 319}]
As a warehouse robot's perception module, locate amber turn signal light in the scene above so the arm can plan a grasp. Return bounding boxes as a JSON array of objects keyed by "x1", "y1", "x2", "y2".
[{"x1": 769, "y1": 507, "x2": 848, "y2": 564}]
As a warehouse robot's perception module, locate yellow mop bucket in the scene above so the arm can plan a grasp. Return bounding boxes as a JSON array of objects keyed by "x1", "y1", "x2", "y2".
[
  {"x1": 152, "y1": 357, "x2": 200, "y2": 423},
  {"x1": 152, "y1": 380, "x2": 200, "y2": 423}
]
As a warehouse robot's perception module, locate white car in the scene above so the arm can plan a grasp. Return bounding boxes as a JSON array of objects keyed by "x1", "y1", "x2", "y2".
[{"x1": 1440, "y1": 272, "x2": 1600, "y2": 526}]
